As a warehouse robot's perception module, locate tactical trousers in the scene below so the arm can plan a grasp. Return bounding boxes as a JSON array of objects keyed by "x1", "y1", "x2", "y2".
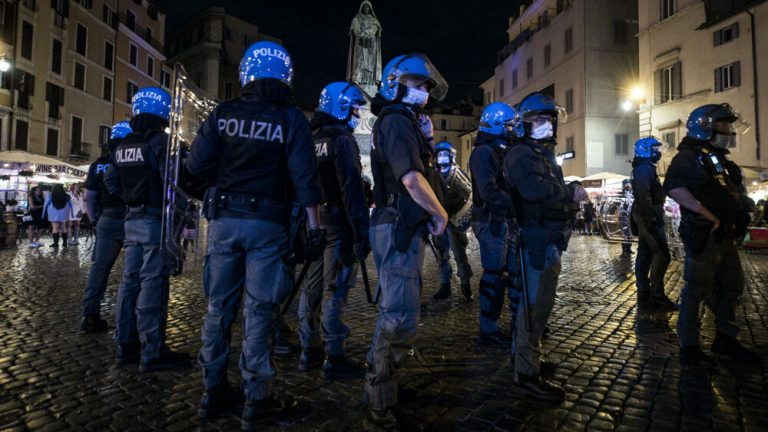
[
  {"x1": 633, "y1": 215, "x2": 671, "y2": 298},
  {"x1": 82, "y1": 216, "x2": 125, "y2": 316},
  {"x1": 298, "y1": 223, "x2": 357, "y2": 357},
  {"x1": 471, "y1": 220, "x2": 520, "y2": 336},
  {"x1": 365, "y1": 220, "x2": 425, "y2": 410},
  {"x1": 678, "y1": 235, "x2": 744, "y2": 348},
  {"x1": 434, "y1": 223, "x2": 473, "y2": 284},
  {"x1": 198, "y1": 217, "x2": 293, "y2": 400},
  {"x1": 115, "y1": 216, "x2": 169, "y2": 361},
  {"x1": 514, "y1": 242, "x2": 562, "y2": 376}
]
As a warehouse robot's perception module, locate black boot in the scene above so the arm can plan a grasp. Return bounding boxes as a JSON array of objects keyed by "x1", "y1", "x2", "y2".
[
  {"x1": 650, "y1": 294, "x2": 678, "y2": 311},
  {"x1": 50, "y1": 234, "x2": 60, "y2": 248},
  {"x1": 460, "y1": 282, "x2": 472, "y2": 300},
  {"x1": 115, "y1": 343, "x2": 141, "y2": 366},
  {"x1": 637, "y1": 290, "x2": 650, "y2": 310},
  {"x1": 139, "y1": 348, "x2": 191, "y2": 373},
  {"x1": 512, "y1": 373, "x2": 565, "y2": 403},
  {"x1": 364, "y1": 406, "x2": 400, "y2": 430},
  {"x1": 273, "y1": 324, "x2": 300, "y2": 358},
  {"x1": 711, "y1": 332, "x2": 759, "y2": 361},
  {"x1": 198, "y1": 383, "x2": 243, "y2": 420},
  {"x1": 80, "y1": 314, "x2": 109, "y2": 333},
  {"x1": 321, "y1": 355, "x2": 366, "y2": 380},
  {"x1": 479, "y1": 330, "x2": 511, "y2": 346},
  {"x1": 433, "y1": 282, "x2": 451, "y2": 300},
  {"x1": 62, "y1": 233, "x2": 68, "y2": 248},
  {"x1": 297, "y1": 347, "x2": 324, "y2": 371},
  {"x1": 679, "y1": 345, "x2": 715, "y2": 366},
  {"x1": 241, "y1": 395, "x2": 297, "y2": 430}
]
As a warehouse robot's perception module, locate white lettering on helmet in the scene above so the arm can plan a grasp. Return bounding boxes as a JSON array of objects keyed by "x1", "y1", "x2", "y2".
[
  {"x1": 254, "y1": 47, "x2": 289, "y2": 63},
  {"x1": 134, "y1": 91, "x2": 164, "y2": 102}
]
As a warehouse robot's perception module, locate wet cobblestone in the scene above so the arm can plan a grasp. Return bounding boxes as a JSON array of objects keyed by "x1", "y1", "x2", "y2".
[{"x1": 1, "y1": 235, "x2": 768, "y2": 431}]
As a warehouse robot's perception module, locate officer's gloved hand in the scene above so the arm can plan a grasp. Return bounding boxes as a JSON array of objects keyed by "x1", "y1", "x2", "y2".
[
  {"x1": 305, "y1": 228, "x2": 327, "y2": 262},
  {"x1": 354, "y1": 237, "x2": 371, "y2": 261},
  {"x1": 418, "y1": 113, "x2": 434, "y2": 143}
]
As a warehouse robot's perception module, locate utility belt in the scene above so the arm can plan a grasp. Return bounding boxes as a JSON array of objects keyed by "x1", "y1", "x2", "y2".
[
  {"x1": 679, "y1": 213, "x2": 741, "y2": 255},
  {"x1": 519, "y1": 201, "x2": 579, "y2": 223},
  {"x1": 126, "y1": 205, "x2": 162, "y2": 219},
  {"x1": 203, "y1": 187, "x2": 289, "y2": 222},
  {"x1": 381, "y1": 192, "x2": 430, "y2": 253},
  {"x1": 101, "y1": 207, "x2": 126, "y2": 218}
]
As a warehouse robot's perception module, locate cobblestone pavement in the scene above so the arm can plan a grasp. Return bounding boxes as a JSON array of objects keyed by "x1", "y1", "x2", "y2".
[{"x1": 1, "y1": 234, "x2": 768, "y2": 431}]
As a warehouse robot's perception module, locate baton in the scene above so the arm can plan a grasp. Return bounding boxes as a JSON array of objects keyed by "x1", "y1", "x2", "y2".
[
  {"x1": 360, "y1": 258, "x2": 374, "y2": 304},
  {"x1": 516, "y1": 231, "x2": 532, "y2": 332},
  {"x1": 280, "y1": 258, "x2": 312, "y2": 316}
]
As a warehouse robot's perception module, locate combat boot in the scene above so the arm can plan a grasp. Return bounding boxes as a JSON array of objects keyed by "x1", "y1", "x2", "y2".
[
  {"x1": 241, "y1": 395, "x2": 297, "y2": 430},
  {"x1": 511, "y1": 373, "x2": 565, "y2": 403},
  {"x1": 650, "y1": 294, "x2": 678, "y2": 312},
  {"x1": 479, "y1": 330, "x2": 511, "y2": 346},
  {"x1": 460, "y1": 282, "x2": 472, "y2": 300},
  {"x1": 80, "y1": 314, "x2": 109, "y2": 333},
  {"x1": 297, "y1": 347, "x2": 324, "y2": 371},
  {"x1": 711, "y1": 332, "x2": 759, "y2": 362},
  {"x1": 139, "y1": 348, "x2": 191, "y2": 373},
  {"x1": 198, "y1": 383, "x2": 243, "y2": 420},
  {"x1": 115, "y1": 343, "x2": 141, "y2": 366},
  {"x1": 433, "y1": 282, "x2": 451, "y2": 300},
  {"x1": 321, "y1": 355, "x2": 366, "y2": 380},
  {"x1": 364, "y1": 406, "x2": 400, "y2": 430},
  {"x1": 679, "y1": 345, "x2": 715, "y2": 366}
]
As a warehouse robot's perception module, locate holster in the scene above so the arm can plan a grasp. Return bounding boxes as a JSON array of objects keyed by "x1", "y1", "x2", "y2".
[
  {"x1": 520, "y1": 227, "x2": 552, "y2": 270},
  {"x1": 679, "y1": 215, "x2": 712, "y2": 255},
  {"x1": 202, "y1": 187, "x2": 219, "y2": 220},
  {"x1": 393, "y1": 194, "x2": 428, "y2": 253},
  {"x1": 286, "y1": 204, "x2": 307, "y2": 265}
]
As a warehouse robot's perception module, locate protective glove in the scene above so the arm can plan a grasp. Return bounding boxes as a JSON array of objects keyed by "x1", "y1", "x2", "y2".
[
  {"x1": 418, "y1": 113, "x2": 434, "y2": 142},
  {"x1": 354, "y1": 237, "x2": 371, "y2": 261},
  {"x1": 305, "y1": 228, "x2": 327, "y2": 262}
]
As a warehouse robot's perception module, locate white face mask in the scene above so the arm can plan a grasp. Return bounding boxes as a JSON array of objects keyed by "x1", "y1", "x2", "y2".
[
  {"x1": 437, "y1": 154, "x2": 451, "y2": 165},
  {"x1": 402, "y1": 87, "x2": 430, "y2": 107},
  {"x1": 530, "y1": 121, "x2": 554, "y2": 140},
  {"x1": 348, "y1": 115, "x2": 361, "y2": 131},
  {"x1": 712, "y1": 132, "x2": 731, "y2": 148}
]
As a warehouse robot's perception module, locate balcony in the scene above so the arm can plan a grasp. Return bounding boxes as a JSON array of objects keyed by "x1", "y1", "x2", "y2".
[
  {"x1": 118, "y1": 12, "x2": 164, "y2": 52},
  {"x1": 69, "y1": 142, "x2": 92, "y2": 159}
]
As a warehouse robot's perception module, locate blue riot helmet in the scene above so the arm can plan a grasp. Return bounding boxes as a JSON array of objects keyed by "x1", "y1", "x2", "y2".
[
  {"x1": 686, "y1": 103, "x2": 749, "y2": 148},
  {"x1": 634, "y1": 136, "x2": 663, "y2": 162},
  {"x1": 435, "y1": 141, "x2": 456, "y2": 167},
  {"x1": 110, "y1": 121, "x2": 132, "y2": 141},
  {"x1": 132, "y1": 87, "x2": 171, "y2": 121},
  {"x1": 378, "y1": 53, "x2": 449, "y2": 106},
  {"x1": 479, "y1": 102, "x2": 516, "y2": 138},
  {"x1": 239, "y1": 41, "x2": 293, "y2": 87},
  {"x1": 513, "y1": 92, "x2": 567, "y2": 142},
  {"x1": 317, "y1": 82, "x2": 370, "y2": 130}
]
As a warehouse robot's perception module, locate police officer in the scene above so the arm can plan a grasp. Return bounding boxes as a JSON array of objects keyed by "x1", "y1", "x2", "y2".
[
  {"x1": 504, "y1": 92, "x2": 586, "y2": 403},
  {"x1": 104, "y1": 87, "x2": 189, "y2": 372},
  {"x1": 432, "y1": 141, "x2": 473, "y2": 301},
  {"x1": 630, "y1": 137, "x2": 675, "y2": 312},
  {"x1": 365, "y1": 53, "x2": 449, "y2": 428},
  {"x1": 80, "y1": 121, "x2": 131, "y2": 333},
  {"x1": 296, "y1": 82, "x2": 370, "y2": 379},
  {"x1": 185, "y1": 41, "x2": 324, "y2": 428},
  {"x1": 663, "y1": 103, "x2": 757, "y2": 366},
  {"x1": 469, "y1": 102, "x2": 519, "y2": 344}
]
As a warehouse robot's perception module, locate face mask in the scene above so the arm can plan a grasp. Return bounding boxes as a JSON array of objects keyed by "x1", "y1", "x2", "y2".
[
  {"x1": 347, "y1": 115, "x2": 361, "y2": 131},
  {"x1": 402, "y1": 87, "x2": 429, "y2": 107},
  {"x1": 436, "y1": 154, "x2": 451, "y2": 165},
  {"x1": 650, "y1": 151, "x2": 661, "y2": 163},
  {"x1": 712, "y1": 132, "x2": 731, "y2": 148},
  {"x1": 530, "y1": 121, "x2": 554, "y2": 140},
  {"x1": 440, "y1": 165, "x2": 451, "y2": 174}
]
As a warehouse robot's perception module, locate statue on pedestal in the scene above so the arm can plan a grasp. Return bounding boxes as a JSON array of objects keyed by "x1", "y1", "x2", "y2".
[{"x1": 347, "y1": 0, "x2": 382, "y2": 96}]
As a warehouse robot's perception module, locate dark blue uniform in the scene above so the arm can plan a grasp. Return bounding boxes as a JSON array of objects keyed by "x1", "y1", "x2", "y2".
[
  {"x1": 186, "y1": 85, "x2": 320, "y2": 401},
  {"x1": 504, "y1": 138, "x2": 578, "y2": 377},
  {"x1": 663, "y1": 137, "x2": 750, "y2": 351},
  {"x1": 434, "y1": 166, "x2": 473, "y2": 290},
  {"x1": 81, "y1": 148, "x2": 126, "y2": 322},
  {"x1": 366, "y1": 103, "x2": 435, "y2": 411},
  {"x1": 469, "y1": 133, "x2": 518, "y2": 338},
  {"x1": 104, "y1": 118, "x2": 171, "y2": 366},
  {"x1": 631, "y1": 157, "x2": 671, "y2": 305},
  {"x1": 298, "y1": 119, "x2": 369, "y2": 360}
]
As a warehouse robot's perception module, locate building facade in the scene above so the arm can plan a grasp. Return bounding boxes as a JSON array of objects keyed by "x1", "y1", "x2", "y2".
[
  {"x1": 638, "y1": 0, "x2": 768, "y2": 177},
  {"x1": 167, "y1": 6, "x2": 281, "y2": 100},
  {"x1": 0, "y1": 0, "x2": 168, "y2": 163},
  {"x1": 492, "y1": 0, "x2": 639, "y2": 177},
  {"x1": 429, "y1": 103, "x2": 481, "y2": 172}
]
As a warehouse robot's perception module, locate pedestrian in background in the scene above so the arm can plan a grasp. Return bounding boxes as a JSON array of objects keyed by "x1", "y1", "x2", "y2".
[
  {"x1": 44, "y1": 184, "x2": 73, "y2": 248},
  {"x1": 26, "y1": 186, "x2": 46, "y2": 248},
  {"x1": 68, "y1": 183, "x2": 84, "y2": 245}
]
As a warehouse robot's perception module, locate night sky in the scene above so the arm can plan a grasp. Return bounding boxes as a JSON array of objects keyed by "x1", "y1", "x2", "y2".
[{"x1": 158, "y1": 0, "x2": 522, "y2": 107}]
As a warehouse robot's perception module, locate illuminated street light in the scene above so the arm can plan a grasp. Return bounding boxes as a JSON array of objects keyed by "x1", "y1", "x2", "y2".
[
  {"x1": 0, "y1": 55, "x2": 10, "y2": 72},
  {"x1": 622, "y1": 100, "x2": 633, "y2": 112},
  {"x1": 630, "y1": 85, "x2": 645, "y2": 102}
]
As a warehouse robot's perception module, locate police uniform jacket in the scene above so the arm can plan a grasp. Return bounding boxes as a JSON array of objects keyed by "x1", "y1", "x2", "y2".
[
  {"x1": 468, "y1": 132, "x2": 514, "y2": 222},
  {"x1": 84, "y1": 140, "x2": 125, "y2": 217},
  {"x1": 311, "y1": 114, "x2": 370, "y2": 241},
  {"x1": 631, "y1": 157, "x2": 665, "y2": 224},
  {"x1": 185, "y1": 84, "x2": 321, "y2": 223}
]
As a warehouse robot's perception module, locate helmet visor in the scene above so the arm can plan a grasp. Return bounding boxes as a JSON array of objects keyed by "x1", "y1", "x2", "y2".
[
  {"x1": 344, "y1": 83, "x2": 372, "y2": 106},
  {"x1": 398, "y1": 54, "x2": 449, "y2": 101},
  {"x1": 523, "y1": 105, "x2": 568, "y2": 124}
]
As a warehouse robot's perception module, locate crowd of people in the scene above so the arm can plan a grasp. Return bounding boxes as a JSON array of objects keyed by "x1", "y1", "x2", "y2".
[
  {"x1": 60, "y1": 40, "x2": 762, "y2": 431},
  {"x1": 21, "y1": 183, "x2": 86, "y2": 249}
]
